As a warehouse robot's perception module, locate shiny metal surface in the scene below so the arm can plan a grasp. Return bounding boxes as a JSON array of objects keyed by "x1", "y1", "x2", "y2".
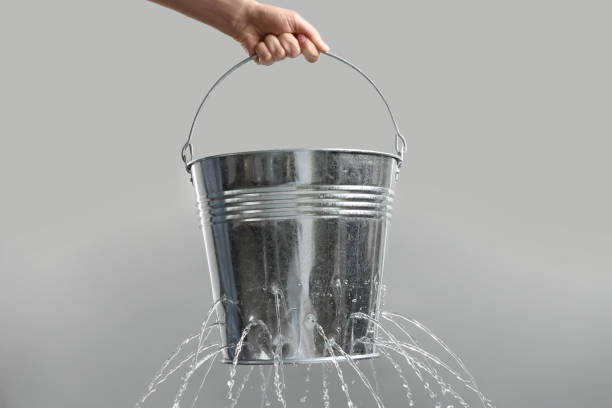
[{"x1": 190, "y1": 149, "x2": 398, "y2": 364}]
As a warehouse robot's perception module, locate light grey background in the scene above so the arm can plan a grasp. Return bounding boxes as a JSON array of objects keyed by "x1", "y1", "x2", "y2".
[{"x1": 1, "y1": 0, "x2": 611, "y2": 407}]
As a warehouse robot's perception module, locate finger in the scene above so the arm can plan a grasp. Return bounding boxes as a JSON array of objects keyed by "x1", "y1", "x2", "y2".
[
  {"x1": 242, "y1": 36, "x2": 259, "y2": 57},
  {"x1": 254, "y1": 42, "x2": 273, "y2": 65},
  {"x1": 278, "y1": 33, "x2": 300, "y2": 58},
  {"x1": 292, "y1": 13, "x2": 330, "y2": 52},
  {"x1": 298, "y1": 34, "x2": 320, "y2": 63},
  {"x1": 264, "y1": 34, "x2": 286, "y2": 62}
]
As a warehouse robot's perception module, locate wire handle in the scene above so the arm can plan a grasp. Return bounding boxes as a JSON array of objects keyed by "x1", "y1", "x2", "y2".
[{"x1": 181, "y1": 52, "x2": 407, "y2": 170}]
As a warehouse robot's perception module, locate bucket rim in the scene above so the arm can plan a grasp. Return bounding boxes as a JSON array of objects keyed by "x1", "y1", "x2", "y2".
[{"x1": 186, "y1": 148, "x2": 401, "y2": 169}]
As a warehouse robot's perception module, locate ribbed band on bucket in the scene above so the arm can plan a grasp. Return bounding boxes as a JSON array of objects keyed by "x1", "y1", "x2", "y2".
[{"x1": 197, "y1": 185, "x2": 394, "y2": 224}]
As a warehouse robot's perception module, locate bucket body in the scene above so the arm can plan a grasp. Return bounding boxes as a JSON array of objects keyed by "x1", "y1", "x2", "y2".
[{"x1": 190, "y1": 149, "x2": 398, "y2": 364}]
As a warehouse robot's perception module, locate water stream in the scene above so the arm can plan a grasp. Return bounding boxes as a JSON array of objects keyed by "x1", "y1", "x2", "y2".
[{"x1": 136, "y1": 299, "x2": 494, "y2": 408}]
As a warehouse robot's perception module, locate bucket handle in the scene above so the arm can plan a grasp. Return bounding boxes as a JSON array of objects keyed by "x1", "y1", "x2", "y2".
[{"x1": 181, "y1": 52, "x2": 407, "y2": 171}]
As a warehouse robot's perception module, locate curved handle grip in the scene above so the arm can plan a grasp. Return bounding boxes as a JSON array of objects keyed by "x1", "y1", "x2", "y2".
[{"x1": 181, "y1": 52, "x2": 407, "y2": 170}]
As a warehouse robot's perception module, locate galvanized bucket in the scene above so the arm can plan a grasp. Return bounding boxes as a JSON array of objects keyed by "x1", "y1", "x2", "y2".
[{"x1": 182, "y1": 53, "x2": 406, "y2": 364}]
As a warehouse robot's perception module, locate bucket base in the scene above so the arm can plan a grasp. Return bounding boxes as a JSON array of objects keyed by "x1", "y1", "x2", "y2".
[{"x1": 221, "y1": 352, "x2": 379, "y2": 365}]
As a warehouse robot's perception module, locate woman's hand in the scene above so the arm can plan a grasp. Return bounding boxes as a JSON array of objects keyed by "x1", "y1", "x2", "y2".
[
  {"x1": 149, "y1": 0, "x2": 328, "y2": 65},
  {"x1": 232, "y1": 2, "x2": 329, "y2": 65}
]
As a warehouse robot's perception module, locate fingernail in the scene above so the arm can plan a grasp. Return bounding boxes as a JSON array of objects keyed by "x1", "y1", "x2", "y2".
[{"x1": 321, "y1": 41, "x2": 330, "y2": 52}]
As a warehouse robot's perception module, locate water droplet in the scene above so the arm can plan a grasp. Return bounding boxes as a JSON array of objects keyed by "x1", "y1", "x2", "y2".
[
  {"x1": 304, "y1": 313, "x2": 317, "y2": 329},
  {"x1": 139, "y1": 302, "x2": 494, "y2": 408},
  {"x1": 270, "y1": 283, "x2": 281, "y2": 295}
]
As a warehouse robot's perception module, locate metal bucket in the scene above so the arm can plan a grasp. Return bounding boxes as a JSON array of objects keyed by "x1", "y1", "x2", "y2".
[{"x1": 181, "y1": 53, "x2": 407, "y2": 365}]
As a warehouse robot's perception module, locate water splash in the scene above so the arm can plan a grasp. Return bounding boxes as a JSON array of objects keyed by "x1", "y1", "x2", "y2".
[
  {"x1": 383, "y1": 312, "x2": 494, "y2": 408},
  {"x1": 352, "y1": 312, "x2": 482, "y2": 407},
  {"x1": 170, "y1": 345, "x2": 224, "y2": 408},
  {"x1": 136, "y1": 338, "x2": 219, "y2": 407},
  {"x1": 321, "y1": 364, "x2": 331, "y2": 408},
  {"x1": 258, "y1": 365, "x2": 272, "y2": 408},
  {"x1": 135, "y1": 332, "x2": 199, "y2": 408},
  {"x1": 331, "y1": 340, "x2": 384, "y2": 408},
  {"x1": 314, "y1": 323, "x2": 354, "y2": 408},
  {"x1": 189, "y1": 344, "x2": 222, "y2": 408},
  {"x1": 230, "y1": 366, "x2": 254, "y2": 408},
  {"x1": 299, "y1": 364, "x2": 312, "y2": 404},
  {"x1": 136, "y1": 298, "x2": 494, "y2": 408},
  {"x1": 227, "y1": 319, "x2": 265, "y2": 400}
]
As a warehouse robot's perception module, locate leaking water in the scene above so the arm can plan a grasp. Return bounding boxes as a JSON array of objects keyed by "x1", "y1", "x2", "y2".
[{"x1": 136, "y1": 296, "x2": 494, "y2": 408}]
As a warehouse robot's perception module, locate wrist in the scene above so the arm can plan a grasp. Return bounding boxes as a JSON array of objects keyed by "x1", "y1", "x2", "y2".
[{"x1": 230, "y1": 0, "x2": 259, "y2": 40}]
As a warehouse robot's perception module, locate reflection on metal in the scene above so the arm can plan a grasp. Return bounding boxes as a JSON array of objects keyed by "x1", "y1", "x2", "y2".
[
  {"x1": 190, "y1": 150, "x2": 398, "y2": 364},
  {"x1": 184, "y1": 53, "x2": 404, "y2": 364}
]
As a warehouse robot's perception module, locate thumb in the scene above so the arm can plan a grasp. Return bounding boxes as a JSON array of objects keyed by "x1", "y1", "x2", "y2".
[
  {"x1": 242, "y1": 35, "x2": 260, "y2": 56},
  {"x1": 292, "y1": 13, "x2": 330, "y2": 52}
]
